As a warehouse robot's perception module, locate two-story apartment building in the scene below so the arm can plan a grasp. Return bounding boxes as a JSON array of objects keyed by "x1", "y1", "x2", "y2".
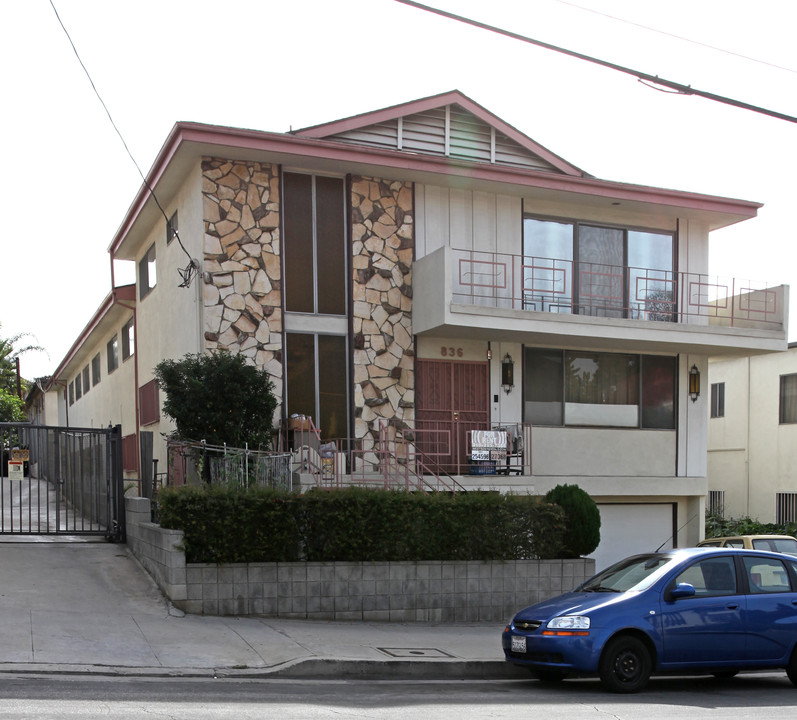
[
  {"x1": 45, "y1": 91, "x2": 788, "y2": 569},
  {"x1": 708, "y1": 343, "x2": 797, "y2": 524}
]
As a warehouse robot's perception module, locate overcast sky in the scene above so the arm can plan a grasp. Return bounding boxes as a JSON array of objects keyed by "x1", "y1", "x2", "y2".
[{"x1": 3, "y1": 0, "x2": 796, "y2": 381}]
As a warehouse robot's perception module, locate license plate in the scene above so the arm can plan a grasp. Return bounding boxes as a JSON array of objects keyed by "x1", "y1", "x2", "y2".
[
  {"x1": 511, "y1": 636, "x2": 526, "y2": 653},
  {"x1": 471, "y1": 450, "x2": 490, "y2": 460}
]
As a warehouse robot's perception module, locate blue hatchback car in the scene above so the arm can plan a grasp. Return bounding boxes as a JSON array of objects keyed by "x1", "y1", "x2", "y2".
[{"x1": 502, "y1": 547, "x2": 797, "y2": 692}]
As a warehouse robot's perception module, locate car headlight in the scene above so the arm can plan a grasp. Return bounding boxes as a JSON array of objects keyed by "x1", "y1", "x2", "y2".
[{"x1": 547, "y1": 615, "x2": 590, "y2": 630}]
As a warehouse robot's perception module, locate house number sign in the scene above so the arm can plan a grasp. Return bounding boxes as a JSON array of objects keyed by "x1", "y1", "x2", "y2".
[{"x1": 440, "y1": 346, "x2": 464, "y2": 357}]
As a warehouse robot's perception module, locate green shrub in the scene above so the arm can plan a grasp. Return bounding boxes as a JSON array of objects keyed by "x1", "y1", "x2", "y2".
[
  {"x1": 705, "y1": 512, "x2": 797, "y2": 539},
  {"x1": 544, "y1": 484, "x2": 600, "y2": 558},
  {"x1": 157, "y1": 485, "x2": 568, "y2": 563}
]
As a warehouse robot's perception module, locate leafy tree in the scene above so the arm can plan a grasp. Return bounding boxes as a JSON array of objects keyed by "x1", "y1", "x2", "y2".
[
  {"x1": 153, "y1": 350, "x2": 278, "y2": 449},
  {"x1": 0, "y1": 323, "x2": 46, "y2": 396},
  {"x1": 0, "y1": 389, "x2": 25, "y2": 423},
  {"x1": 544, "y1": 483, "x2": 601, "y2": 558}
]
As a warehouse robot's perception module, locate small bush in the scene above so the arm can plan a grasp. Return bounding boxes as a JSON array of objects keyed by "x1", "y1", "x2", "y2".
[
  {"x1": 705, "y1": 512, "x2": 797, "y2": 539},
  {"x1": 157, "y1": 486, "x2": 568, "y2": 563},
  {"x1": 544, "y1": 484, "x2": 600, "y2": 558}
]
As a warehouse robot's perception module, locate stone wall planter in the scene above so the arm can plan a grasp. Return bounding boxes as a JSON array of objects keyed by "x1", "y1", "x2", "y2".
[{"x1": 126, "y1": 497, "x2": 594, "y2": 622}]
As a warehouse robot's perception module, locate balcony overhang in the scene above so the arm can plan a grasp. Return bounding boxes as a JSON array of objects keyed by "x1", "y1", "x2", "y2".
[{"x1": 414, "y1": 247, "x2": 788, "y2": 357}]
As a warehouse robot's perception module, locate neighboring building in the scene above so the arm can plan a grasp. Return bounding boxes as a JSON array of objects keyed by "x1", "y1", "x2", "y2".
[
  {"x1": 708, "y1": 343, "x2": 797, "y2": 524},
  {"x1": 44, "y1": 91, "x2": 788, "y2": 569}
]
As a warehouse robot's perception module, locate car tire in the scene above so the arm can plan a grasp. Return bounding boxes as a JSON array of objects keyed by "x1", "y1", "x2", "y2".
[
  {"x1": 787, "y1": 649, "x2": 797, "y2": 686},
  {"x1": 534, "y1": 669, "x2": 565, "y2": 683},
  {"x1": 599, "y1": 636, "x2": 651, "y2": 693}
]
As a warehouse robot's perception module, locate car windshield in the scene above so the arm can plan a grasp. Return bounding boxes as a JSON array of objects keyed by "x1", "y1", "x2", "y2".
[
  {"x1": 578, "y1": 554, "x2": 676, "y2": 593},
  {"x1": 752, "y1": 537, "x2": 797, "y2": 554}
]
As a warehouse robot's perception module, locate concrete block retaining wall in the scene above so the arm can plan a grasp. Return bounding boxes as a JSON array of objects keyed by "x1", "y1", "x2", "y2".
[{"x1": 125, "y1": 497, "x2": 595, "y2": 621}]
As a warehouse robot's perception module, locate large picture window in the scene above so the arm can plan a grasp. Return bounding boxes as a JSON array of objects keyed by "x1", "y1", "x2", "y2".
[
  {"x1": 524, "y1": 348, "x2": 676, "y2": 429},
  {"x1": 523, "y1": 217, "x2": 675, "y2": 320}
]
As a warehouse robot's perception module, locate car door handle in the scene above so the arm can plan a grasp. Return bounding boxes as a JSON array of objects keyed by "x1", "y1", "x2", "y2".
[{"x1": 726, "y1": 604, "x2": 740, "y2": 610}]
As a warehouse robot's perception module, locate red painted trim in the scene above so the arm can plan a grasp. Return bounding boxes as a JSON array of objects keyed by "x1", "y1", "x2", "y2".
[
  {"x1": 108, "y1": 117, "x2": 761, "y2": 258},
  {"x1": 47, "y1": 284, "x2": 136, "y2": 386}
]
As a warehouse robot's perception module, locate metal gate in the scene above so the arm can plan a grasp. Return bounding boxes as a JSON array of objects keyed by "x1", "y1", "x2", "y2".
[
  {"x1": 0, "y1": 423, "x2": 124, "y2": 540},
  {"x1": 416, "y1": 359, "x2": 490, "y2": 474}
]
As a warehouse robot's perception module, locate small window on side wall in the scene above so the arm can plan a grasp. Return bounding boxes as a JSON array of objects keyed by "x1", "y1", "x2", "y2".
[
  {"x1": 107, "y1": 335, "x2": 119, "y2": 373},
  {"x1": 91, "y1": 354, "x2": 101, "y2": 386},
  {"x1": 166, "y1": 210, "x2": 178, "y2": 244},
  {"x1": 82, "y1": 365, "x2": 90, "y2": 395},
  {"x1": 711, "y1": 382, "x2": 725, "y2": 418},
  {"x1": 780, "y1": 374, "x2": 797, "y2": 424},
  {"x1": 139, "y1": 244, "x2": 157, "y2": 299},
  {"x1": 122, "y1": 317, "x2": 135, "y2": 360}
]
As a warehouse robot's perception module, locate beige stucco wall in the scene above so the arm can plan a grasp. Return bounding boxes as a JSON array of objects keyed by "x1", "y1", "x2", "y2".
[{"x1": 134, "y1": 162, "x2": 206, "y2": 469}]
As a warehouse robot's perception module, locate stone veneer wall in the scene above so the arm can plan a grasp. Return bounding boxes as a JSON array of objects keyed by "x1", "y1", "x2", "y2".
[
  {"x1": 201, "y1": 159, "x2": 284, "y2": 400},
  {"x1": 350, "y1": 177, "x2": 414, "y2": 458},
  {"x1": 126, "y1": 497, "x2": 595, "y2": 621}
]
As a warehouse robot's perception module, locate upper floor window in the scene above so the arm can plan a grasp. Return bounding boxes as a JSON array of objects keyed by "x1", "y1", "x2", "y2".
[
  {"x1": 75, "y1": 372, "x2": 82, "y2": 400},
  {"x1": 82, "y1": 365, "x2": 90, "y2": 395},
  {"x1": 166, "y1": 210, "x2": 178, "y2": 245},
  {"x1": 68, "y1": 381, "x2": 74, "y2": 406},
  {"x1": 523, "y1": 348, "x2": 676, "y2": 429},
  {"x1": 91, "y1": 353, "x2": 101, "y2": 386},
  {"x1": 122, "y1": 317, "x2": 135, "y2": 361},
  {"x1": 523, "y1": 217, "x2": 675, "y2": 321},
  {"x1": 283, "y1": 172, "x2": 346, "y2": 316},
  {"x1": 710, "y1": 382, "x2": 725, "y2": 418},
  {"x1": 139, "y1": 244, "x2": 157, "y2": 300},
  {"x1": 107, "y1": 335, "x2": 119, "y2": 373},
  {"x1": 779, "y1": 374, "x2": 797, "y2": 424}
]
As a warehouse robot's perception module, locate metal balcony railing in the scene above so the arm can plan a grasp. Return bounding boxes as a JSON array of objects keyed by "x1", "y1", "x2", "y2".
[{"x1": 451, "y1": 248, "x2": 784, "y2": 330}]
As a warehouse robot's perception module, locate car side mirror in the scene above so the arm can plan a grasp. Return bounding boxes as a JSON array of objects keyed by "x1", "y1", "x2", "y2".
[{"x1": 669, "y1": 582, "x2": 696, "y2": 600}]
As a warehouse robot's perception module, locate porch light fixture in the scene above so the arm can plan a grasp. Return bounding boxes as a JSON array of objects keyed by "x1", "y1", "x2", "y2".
[
  {"x1": 501, "y1": 353, "x2": 515, "y2": 394},
  {"x1": 486, "y1": 348, "x2": 492, "y2": 361},
  {"x1": 689, "y1": 364, "x2": 701, "y2": 403}
]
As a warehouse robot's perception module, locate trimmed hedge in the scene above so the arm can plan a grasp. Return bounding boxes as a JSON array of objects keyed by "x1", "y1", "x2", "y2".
[{"x1": 156, "y1": 486, "x2": 567, "y2": 563}]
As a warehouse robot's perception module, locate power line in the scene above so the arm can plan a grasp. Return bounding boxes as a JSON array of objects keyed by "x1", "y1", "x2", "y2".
[
  {"x1": 552, "y1": 0, "x2": 797, "y2": 77},
  {"x1": 395, "y1": 0, "x2": 797, "y2": 125},
  {"x1": 48, "y1": 0, "x2": 198, "y2": 289}
]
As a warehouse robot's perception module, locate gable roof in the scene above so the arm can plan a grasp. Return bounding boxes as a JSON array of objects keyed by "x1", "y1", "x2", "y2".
[{"x1": 292, "y1": 90, "x2": 586, "y2": 177}]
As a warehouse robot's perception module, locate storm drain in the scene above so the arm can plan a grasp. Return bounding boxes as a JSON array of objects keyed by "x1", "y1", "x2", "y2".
[{"x1": 378, "y1": 648, "x2": 455, "y2": 658}]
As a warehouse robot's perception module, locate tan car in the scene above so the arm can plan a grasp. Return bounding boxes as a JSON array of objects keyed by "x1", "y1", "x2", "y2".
[{"x1": 697, "y1": 534, "x2": 797, "y2": 555}]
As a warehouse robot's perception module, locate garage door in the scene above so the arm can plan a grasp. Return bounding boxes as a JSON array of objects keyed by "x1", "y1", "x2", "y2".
[{"x1": 589, "y1": 503, "x2": 676, "y2": 573}]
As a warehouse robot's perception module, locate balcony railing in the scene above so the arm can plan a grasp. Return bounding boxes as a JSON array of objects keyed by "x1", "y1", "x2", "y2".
[{"x1": 451, "y1": 248, "x2": 785, "y2": 330}]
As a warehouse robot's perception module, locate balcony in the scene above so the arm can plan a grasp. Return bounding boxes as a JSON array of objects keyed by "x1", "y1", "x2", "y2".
[{"x1": 413, "y1": 247, "x2": 788, "y2": 356}]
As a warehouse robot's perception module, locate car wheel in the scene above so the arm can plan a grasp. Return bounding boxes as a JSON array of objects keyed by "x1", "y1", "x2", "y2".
[
  {"x1": 712, "y1": 671, "x2": 738, "y2": 679},
  {"x1": 787, "y1": 649, "x2": 797, "y2": 686},
  {"x1": 534, "y1": 669, "x2": 565, "y2": 683},
  {"x1": 599, "y1": 636, "x2": 651, "y2": 693}
]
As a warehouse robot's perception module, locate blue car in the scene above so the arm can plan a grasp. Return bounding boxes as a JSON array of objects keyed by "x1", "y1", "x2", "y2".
[{"x1": 502, "y1": 547, "x2": 797, "y2": 692}]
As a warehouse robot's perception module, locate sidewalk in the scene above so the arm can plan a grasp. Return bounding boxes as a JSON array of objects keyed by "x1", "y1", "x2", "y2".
[{"x1": 0, "y1": 541, "x2": 525, "y2": 680}]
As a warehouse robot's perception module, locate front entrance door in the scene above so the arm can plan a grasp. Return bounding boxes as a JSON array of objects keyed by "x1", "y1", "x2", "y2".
[{"x1": 416, "y1": 359, "x2": 489, "y2": 474}]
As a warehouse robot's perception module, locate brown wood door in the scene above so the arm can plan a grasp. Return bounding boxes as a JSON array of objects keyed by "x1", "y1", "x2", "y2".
[{"x1": 416, "y1": 359, "x2": 489, "y2": 474}]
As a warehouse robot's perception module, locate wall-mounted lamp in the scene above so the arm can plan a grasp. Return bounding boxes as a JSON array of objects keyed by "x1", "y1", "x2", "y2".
[
  {"x1": 486, "y1": 348, "x2": 492, "y2": 361},
  {"x1": 501, "y1": 353, "x2": 515, "y2": 394},
  {"x1": 689, "y1": 364, "x2": 701, "y2": 403}
]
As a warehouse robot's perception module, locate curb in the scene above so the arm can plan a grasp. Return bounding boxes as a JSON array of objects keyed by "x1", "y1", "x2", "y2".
[{"x1": 0, "y1": 659, "x2": 529, "y2": 681}]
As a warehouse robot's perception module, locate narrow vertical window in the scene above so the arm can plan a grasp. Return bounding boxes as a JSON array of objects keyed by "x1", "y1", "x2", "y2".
[
  {"x1": 139, "y1": 244, "x2": 157, "y2": 299},
  {"x1": 91, "y1": 354, "x2": 101, "y2": 386},
  {"x1": 779, "y1": 374, "x2": 797, "y2": 424},
  {"x1": 107, "y1": 335, "x2": 119, "y2": 373},
  {"x1": 122, "y1": 317, "x2": 135, "y2": 360},
  {"x1": 166, "y1": 210, "x2": 178, "y2": 244},
  {"x1": 710, "y1": 382, "x2": 725, "y2": 419}
]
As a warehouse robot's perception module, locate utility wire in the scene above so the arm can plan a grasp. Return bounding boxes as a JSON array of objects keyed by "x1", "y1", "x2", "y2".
[
  {"x1": 395, "y1": 0, "x2": 797, "y2": 125},
  {"x1": 49, "y1": 0, "x2": 198, "y2": 288},
  {"x1": 552, "y1": 0, "x2": 797, "y2": 76}
]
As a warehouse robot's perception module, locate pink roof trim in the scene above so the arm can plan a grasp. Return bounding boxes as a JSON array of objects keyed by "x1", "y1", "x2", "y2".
[{"x1": 292, "y1": 90, "x2": 584, "y2": 177}]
